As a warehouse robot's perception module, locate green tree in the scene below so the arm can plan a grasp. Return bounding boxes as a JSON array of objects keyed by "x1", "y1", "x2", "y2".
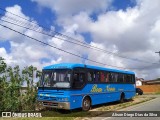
[
  {"x1": 2, "y1": 65, "x2": 23, "y2": 111},
  {"x1": 22, "y1": 65, "x2": 41, "y2": 111},
  {"x1": 0, "y1": 57, "x2": 42, "y2": 111},
  {"x1": 0, "y1": 57, "x2": 7, "y2": 111}
]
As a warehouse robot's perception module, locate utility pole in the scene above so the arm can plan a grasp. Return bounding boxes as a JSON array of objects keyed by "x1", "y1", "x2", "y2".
[{"x1": 155, "y1": 51, "x2": 160, "y2": 62}]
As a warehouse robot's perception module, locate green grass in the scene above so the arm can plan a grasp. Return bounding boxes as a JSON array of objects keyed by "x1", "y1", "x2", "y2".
[
  {"x1": 0, "y1": 96, "x2": 156, "y2": 120},
  {"x1": 155, "y1": 92, "x2": 160, "y2": 95}
]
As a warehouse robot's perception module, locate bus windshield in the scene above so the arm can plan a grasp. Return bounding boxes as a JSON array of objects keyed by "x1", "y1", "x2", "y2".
[{"x1": 41, "y1": 69, "x2": 72, "y2": 88}]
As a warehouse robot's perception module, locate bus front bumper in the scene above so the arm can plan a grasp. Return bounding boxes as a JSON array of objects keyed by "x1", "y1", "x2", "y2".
[{"x1": 39, "y1": 101, "x2": 70, "y2": 110}]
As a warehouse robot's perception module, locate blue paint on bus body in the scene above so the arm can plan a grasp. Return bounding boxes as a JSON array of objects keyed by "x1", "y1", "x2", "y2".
[
  {"x1": 38, "y1": 63, "x2": 136, "y2": 110},
  {"x1": 43, "y1": 63, "x2": 134, "y2": 74}
]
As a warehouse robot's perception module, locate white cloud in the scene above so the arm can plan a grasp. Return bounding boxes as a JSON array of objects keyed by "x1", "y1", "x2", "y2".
[
  {"x1": 0, "y1": 5, "x2": 54, "y2": 69},
  {"x1": 44, "y1": 0, "x2": 160, "y2": 79},
  {"x1": 1, "y1": 0, "x2": 160, "y2": 80},
  {"x1": 0, "y1": 48, "x2": 13, "y2": 63},
  {"x1": 0, "y1": 5, "x2": 29, "y2": 41},
  {"x1": 0, "y1": 5, "x2": 89, "y2": 70}
]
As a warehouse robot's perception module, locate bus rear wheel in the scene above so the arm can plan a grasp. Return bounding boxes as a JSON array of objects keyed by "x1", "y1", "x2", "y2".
[{"x1": 82, "y1": 97, "x2": 91, "y2": 111}]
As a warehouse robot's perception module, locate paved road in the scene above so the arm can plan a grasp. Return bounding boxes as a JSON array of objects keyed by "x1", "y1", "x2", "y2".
[{"x1": 88, "y1": 95, "x2": 160, "y2": 120}]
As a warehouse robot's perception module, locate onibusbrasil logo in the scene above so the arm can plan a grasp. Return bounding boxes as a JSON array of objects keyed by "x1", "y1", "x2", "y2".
[{"x1": 1, "y1": 112, "x2": 42, "y2": 117}]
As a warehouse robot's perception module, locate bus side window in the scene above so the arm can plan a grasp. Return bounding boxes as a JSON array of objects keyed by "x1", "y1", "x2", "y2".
[
  {"x1": 100, "y1": 71, "x2": 105, "y2": 82},
  {"x1": 73, "y1": 70, "x2": 85, "y2": 88},
  {"x1": 131, "y1": 75, "x2": 135, "y2": 83},
  {"x1": 118, "y1": 74, "x2": 124, "y2": 83},
  {"x1": 130, "y1": 75, "x2": 134, "y2": 83},
  {"x1": 87, "y1": 71, "x2": 93, "y2": 82},
  {"x1": 80, "y1": 73, "x2": 85, "y2": 82},
  {"x1": 105, "y1": 72, "x2": 109, "y2": 82},
  {"x1": 73, "y1": 73, "x2": 78, "y2": 81},
  {"x1": 94, "y1": 71, "x2": 100, "y2": 82},
  {"x1": 109, "y1": 73, "x2": 118, "y2": 83},
  {"x1": 109, "y1": 73, "x2": 114, "y2": 82},
  {"x1": 74, "y1": 73, "x2": 85, "y2": 82},
  {"x1": 126, "y1": 75, "x2": 131, "y2": 83},
  {"x1": 98, "y1": 72, "x2": 100, "y2": 81},
  {"x1": 123, "y1": 75, "x2": 126, "y2": 83}
]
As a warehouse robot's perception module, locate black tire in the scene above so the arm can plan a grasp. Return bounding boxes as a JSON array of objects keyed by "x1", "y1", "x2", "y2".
[
  {"x1": 120, "y1": 94, "x2": 125, "y2": 103},
  {"x1": 82, "y1": 97, "x2": 91, "y2": 111}
]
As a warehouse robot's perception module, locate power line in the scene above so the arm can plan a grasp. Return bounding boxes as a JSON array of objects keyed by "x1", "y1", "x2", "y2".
[
  {"x1": 1, "y1": 23, "x2": 159, "y2": 70},
  {"x1": 0, "y1": 17, "x2": 108, "y2": 52},
  {"x1": 0, "y1": 13, "x2": 124, "y2": 56},
  {"x1": 0, "y1": 16, "x2": 159, "y2": 66},
  {"x1": 0, "y1": 23, "x2": 129, "y2": 69},
  {"x1": 1, "y1": 14, "x2": 121, "y2": 54},
  {"x1": 0, "y1": 8, "x2": 159, "y2": 65},
  {"x1": 0, "y1": 8, "x2": 87, "y2": 44},
  {"x1": 1, "y1": 9, "x2": 160, "y2": 70}
]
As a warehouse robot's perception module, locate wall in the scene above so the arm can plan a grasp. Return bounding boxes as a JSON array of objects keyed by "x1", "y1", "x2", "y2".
[{"x1": 137, "y1": 85, "x2": 160, "y2": 93}]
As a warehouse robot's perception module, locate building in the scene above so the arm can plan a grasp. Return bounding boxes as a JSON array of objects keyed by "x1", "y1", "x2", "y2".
[
  {"x1": 137, "y1": 78, "x2": 160, "y2": 93},
  {"x1": 142, "y1": 79, "x2": 160, "y2": 85},
  {"x1": 136, "y1": 78, "x2": 144, "y2": 86}
]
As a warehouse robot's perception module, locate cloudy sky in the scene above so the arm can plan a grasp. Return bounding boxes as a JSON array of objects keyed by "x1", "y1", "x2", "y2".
[{"x1": 0, "y1": 0, "x2": 160, "y2": 80}]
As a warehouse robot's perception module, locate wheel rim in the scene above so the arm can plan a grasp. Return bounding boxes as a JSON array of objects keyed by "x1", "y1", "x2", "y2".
[{"x1": 83, "y1": 98, "x2": 90, "y2": 110}]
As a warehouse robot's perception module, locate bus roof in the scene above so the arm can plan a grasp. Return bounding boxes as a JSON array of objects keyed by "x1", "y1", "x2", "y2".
[{"x1": 43, "y1": 63, "x2": 135, "y2": 74}]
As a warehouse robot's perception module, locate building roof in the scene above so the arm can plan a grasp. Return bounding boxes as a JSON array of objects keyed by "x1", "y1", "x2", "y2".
[
  {"x1": 136, "y1": 78, "x2": 144, "y2": 81},
  {"x1": 142, "y1": 79, "x2": 160, "y2": 84},
  {"x1": 43, "y1": 63, "x2": 135, "y2": 74}
]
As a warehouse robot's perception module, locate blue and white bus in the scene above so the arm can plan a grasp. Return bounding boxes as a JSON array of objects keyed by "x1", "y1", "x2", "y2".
[{"x1": 37, "y1": 63, "x2": 136, "y2": 111}]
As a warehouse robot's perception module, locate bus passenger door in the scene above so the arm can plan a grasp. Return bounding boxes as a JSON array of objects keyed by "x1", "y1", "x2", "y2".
[{"x1": 72, "y1": 68, "x2": 86, "y2": 89}]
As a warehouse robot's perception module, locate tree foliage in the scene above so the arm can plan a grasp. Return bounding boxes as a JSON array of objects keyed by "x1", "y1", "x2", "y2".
[{"x1": 0, "y1": 57, "x2": 42, "y2": 111}]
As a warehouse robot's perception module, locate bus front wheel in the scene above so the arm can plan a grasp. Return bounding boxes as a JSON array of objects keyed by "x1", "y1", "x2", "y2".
[{"x1": 82, "y1": 97, "x2": 91, "y2": 111}]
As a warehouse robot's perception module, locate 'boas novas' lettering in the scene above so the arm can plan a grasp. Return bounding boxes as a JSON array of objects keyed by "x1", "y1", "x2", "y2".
[{"x1": 91, "y1": 84, "x2": 102, "y2": 92}]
